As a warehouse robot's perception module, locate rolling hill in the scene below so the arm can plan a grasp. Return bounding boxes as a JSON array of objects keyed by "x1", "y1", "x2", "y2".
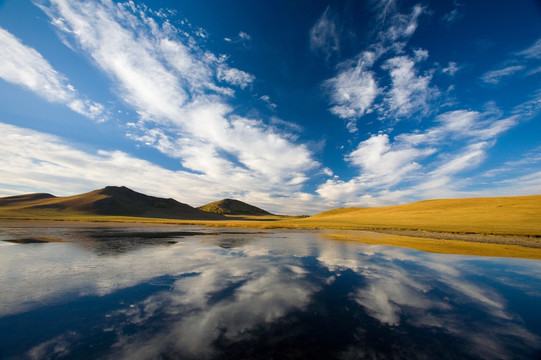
[
  {"x1": 198, "y1": 198, "x2": 272, "y2": 216},
  {"x1": 291, "y1": 195, "x2": 541, "y2": 236},
  {"x1": 0, "y1": 186, "x2": 224, "y2": 220}
]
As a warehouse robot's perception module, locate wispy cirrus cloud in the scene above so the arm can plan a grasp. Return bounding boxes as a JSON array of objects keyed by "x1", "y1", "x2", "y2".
[
  {"x1": 482, "y1": 65, "x2": 526, "y2": 84},
  {"x1": 481, "y1": 37, "x2": 541, "y2": 84},
  {"x1": 0, "y1": 27, "x2": 105, "y2": 120},
  {"x1": 441, "y1": 0, "x2": 464, "y2": 25},
  {"x1": 517, "y1": 38, "x2": 541, "y2": 59},
  {"x1": 32, "y1": 0, "x2": 318, "y2": 205},
  {"x1": 309, "y1": 6, "x2": 340, "y2": 60}
]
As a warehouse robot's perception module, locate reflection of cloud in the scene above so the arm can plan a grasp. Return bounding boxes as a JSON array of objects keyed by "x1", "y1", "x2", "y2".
[
  {"x1": 317, "y1": 245, "x2": 541, "y2": 359},
  {"x1": 104, "y1": 236, "x2": 320, "y2": 358},
  {"x1": 1, "y1": 228, "x2": 540, "y2": 359},
  {"x1": 26, "y1": 332, "x2": 78, "y2": 360}
]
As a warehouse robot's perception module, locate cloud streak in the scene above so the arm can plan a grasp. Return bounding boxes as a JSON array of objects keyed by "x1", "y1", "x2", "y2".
[
  {"x1": 310, "y1": 6, "x2": 340, "y2": 60},
  {"x1": 0, "y1": 27, "x2": 104, "y2": 120},
  {"x1": 481, "y1": 36, "x2": 541, "y2": 84}
]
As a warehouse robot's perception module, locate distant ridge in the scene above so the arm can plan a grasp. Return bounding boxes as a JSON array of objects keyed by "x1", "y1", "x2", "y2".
[
  {"x1": 198, "y1": 198, "x2": 272, "y2": 216},
  {"x1": 0, "y1": 193, "x2": 55, "y2": 207},
  {"x1": 0, "y1": 186, "x2": 224, "y2": 220}
]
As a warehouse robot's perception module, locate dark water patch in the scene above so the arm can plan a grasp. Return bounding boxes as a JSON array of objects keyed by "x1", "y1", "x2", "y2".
[
  {"x1": 3, "y1": 236, "x2": 64, "y2": 244},
  {"x1": 88, "y1": 230, "x2": 220, "y2": 239}
]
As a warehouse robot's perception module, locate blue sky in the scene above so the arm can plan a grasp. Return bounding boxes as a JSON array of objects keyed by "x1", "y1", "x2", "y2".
[{"x1": 0, "y1": 0, "x2": 540, "y2": 214}]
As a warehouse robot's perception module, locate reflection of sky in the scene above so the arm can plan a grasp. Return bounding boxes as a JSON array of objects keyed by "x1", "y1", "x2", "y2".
[{"x1": 0, "y1": 227, "x2": 540, "y2": 359}]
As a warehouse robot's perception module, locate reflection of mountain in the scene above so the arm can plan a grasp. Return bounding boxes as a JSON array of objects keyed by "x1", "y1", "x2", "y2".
[
  {"x1": 0, "y1": 186, "x2": 224, "y2": 220},
  {"x1": 198, "y1": 198, "x2": 272, "y2": 215}
]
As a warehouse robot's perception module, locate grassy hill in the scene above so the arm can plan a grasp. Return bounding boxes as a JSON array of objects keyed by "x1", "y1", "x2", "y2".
[
  {"x1": 198, "y1": 198, "x2": 272, "y2": 216},
  {"x1": 0, "y1": 186, "x2": 224, "y2": 220},
  {"x1": 280, "y1": 195, "x2": 541, "y2": 236}
]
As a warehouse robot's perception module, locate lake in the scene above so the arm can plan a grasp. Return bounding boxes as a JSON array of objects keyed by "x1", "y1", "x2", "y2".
[{"x1": 1, "y1": 225, "x2": 540, "y2": 359}]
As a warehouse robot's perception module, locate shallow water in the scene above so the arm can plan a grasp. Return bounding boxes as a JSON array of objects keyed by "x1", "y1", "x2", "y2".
[{"x1": 1, "y1": 225, "x2": 540, "y2": 359}]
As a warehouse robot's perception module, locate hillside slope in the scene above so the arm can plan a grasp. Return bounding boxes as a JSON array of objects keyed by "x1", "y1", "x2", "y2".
[
  {"x1": 198, "y1": 198, "x2": 272, "y2": 215},
  {"x1": 296, "y1": 195, "x2": 541, "y2": 236},
  {"x1": 0, "y1": 186, "x2": 224, "y2": 220}
]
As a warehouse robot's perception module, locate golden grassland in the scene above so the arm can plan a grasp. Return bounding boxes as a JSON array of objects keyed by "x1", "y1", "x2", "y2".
[
  {"x1": 1, "y1": 194, "x2": 540, "y2": 260},
  {"x1": 321, "y1": 231, "x2": 541, "y2": 260},
  {"x1": 288, "y1": 195, "x2": 541, "y2": 235}
]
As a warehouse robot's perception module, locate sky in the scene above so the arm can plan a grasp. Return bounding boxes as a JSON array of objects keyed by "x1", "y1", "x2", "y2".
[{"x1": 0, "y1": 0, "x2": 540, "y2": 214}]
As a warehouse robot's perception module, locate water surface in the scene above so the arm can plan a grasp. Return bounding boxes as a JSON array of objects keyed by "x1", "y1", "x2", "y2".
[{"x1": 1, "y1": 225, "x2": 540, "y2": 359}]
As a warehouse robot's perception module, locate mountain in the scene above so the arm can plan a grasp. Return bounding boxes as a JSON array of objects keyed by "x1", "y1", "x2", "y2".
[
  {"x1": 0, "y1": 186, "x2": 224, "y2": 220},
  {"x1": 198, "y1": 198, "x2": 272, "y2": 216}
]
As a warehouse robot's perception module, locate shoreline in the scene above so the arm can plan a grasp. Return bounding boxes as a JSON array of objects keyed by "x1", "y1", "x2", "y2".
[
  {"x1": 371, "y1": 228, "x2": 541, "y2": 248},
  {"x1": 1, "y1": 218, "x2": 540, "y2": 260}
]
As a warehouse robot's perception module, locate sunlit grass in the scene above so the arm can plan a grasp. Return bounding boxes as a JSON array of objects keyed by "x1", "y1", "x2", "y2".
[
  {"x1": 278, "y1": 195, "x2": 541, "y2": 236},
  {"x1": 322, "y1": 231, "x2": 541, "y2": 260}
]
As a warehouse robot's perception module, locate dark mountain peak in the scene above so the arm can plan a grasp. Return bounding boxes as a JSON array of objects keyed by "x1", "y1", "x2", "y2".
[
  {"x1": 198, "y1": 198, "x2": 272, "y2": 216},
  {"x1": 85, "y1": 186, "x2": 224, "y2": 220},
  {"x1": 100, "y1": 185, "x2": 134, "y2": 196}
]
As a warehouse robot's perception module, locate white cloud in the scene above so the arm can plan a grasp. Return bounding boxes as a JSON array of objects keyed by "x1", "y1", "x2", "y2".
[
  {"x1": 517, "y1": 38, "x2": 541, "y2": 59},
  {"x1": 380, "y1": 4, "x2": 424, "y2": 44},
  {"x1": 260, "y1": 95, "x2": 278, "y2": 110},
  {"x1": 216, "y1": 65, "x2": 254, "y2": 89},
  {"x1": 382, "y1": 55, "x2": 436, "y2": 118},
  {"x1": 309, "y1": 6, "x2": 340, "y2": 60},
  {"x1": 323, "y1": 5, "x2": 432, "y2": 126},
  {"x1": 224, "y1": 31, "x2": 252, "y2": 46},
  {"x1": 322, "y1": 167, "x2": 334, "y2": 176},
  {"x1": 347, "y1": 134, "x2": 435, "y2": 185},
  {"x1": 397, "y1": 110, "x2": 517, "y2": 146},
  {"x1": 482, "y1": 65, "x2": 525, "y2": 84},
  {"x1": 325, "y1": 52, "x2": 380, "y2": 132},
  {"x1": 269, "y1": 116, "x2": 302, "y2": 134},
  {"x1": 0, "y1": 27, "x2": 105, "y2": 120},
  {"x1": 33, "y1": 0, "x2": 318, "y2": 209},
  {"x1": 442, "y1": 61, "x2": 460, "y2": 76},
  {"x1": 481, "y1": 37, "x2": 541, "y2": 85},
  {"x1": 484, "y1": 145, "x2": 541, "y2": 178},
  {"x1": 316, "y1": 109, "x2": 518, "y2": 206},
  {"x1": 238, "y1": 31, "x2": 251, "y2": 41}
]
